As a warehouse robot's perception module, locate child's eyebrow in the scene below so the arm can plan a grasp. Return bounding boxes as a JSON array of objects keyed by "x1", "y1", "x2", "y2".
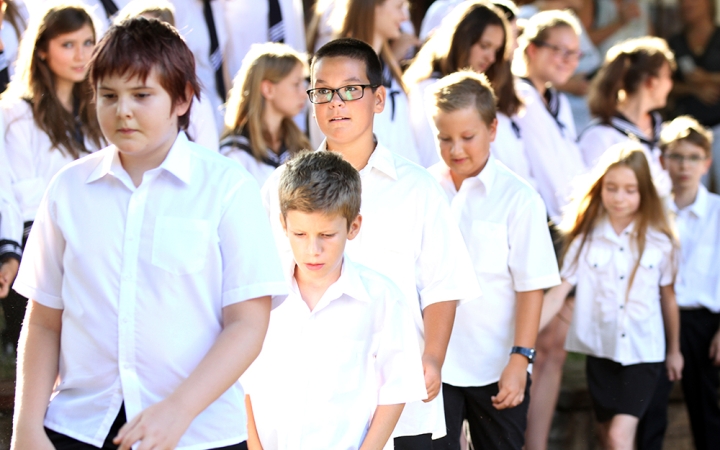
[
  {"x1": 97, "y1": 84, "x2": 151, "y2": 90},
  {"x1": 315, "y1": 77, "x2": 365, "y2": 85}
]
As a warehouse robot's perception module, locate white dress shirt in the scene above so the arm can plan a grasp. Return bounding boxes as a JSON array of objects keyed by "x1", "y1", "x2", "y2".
[
  {"x1": 418, "y1": 0, "x2": 464, "y2": 41},
  {"x1": 171, "y1": 0, "x2": 229, "y2": 133},
  {"x1": 431, "y1": 156, "x2": 560, "y2": 386},
  {"x1": 563, "y1": 219, "x2": 675, "y2": 365},
  {"x1": 1, "y1": 97, "x2": 102, "y2": 222},
  {"x1": 578, "y1": 117, "x2": 671, "y2": 197},
  {"x1": 1, "y1": 0, "x2": 29, "y2": 81},
  {"x1": 187, "y1": 94, "x2": 219, "y2": 152},
  {"x1": 515, "y1": 79, "x2": 586, "y2": 223},
  {"x1": 670, "y1": 185, "x2": 720, "y2": 312},
  {"x1": 243, "y1": 258, "x2": 427, "y2": 450},
  {"x1": 373, "y1": 78, "x2": 422, "y2": 165},
  {"x1": 224, "y1": 0, "x2": 306, "y2": 79},
  {"x1": 262, "y1": 140, "x2": 482, "y2": 439},
  {"x1": 0, "y1": 112, "x2": 23, "y2": 259},
  {"x1": 26, "y1": 0, "x2": 131, "y2": 35},
  {"x1": 14, "y1": 132, "x2": 287, "y2": 449}
]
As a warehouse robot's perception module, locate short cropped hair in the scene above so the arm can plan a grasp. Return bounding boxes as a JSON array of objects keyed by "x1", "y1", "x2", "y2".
[
  {"x1": 432, "y1": 71, "x2": 497, "y2": 126},
  {"x1": 88, "y1": 17, "x2": 200, "y2": 130},
  {"x1": 311, "y1": 38, "x2": 382, "y2": 88},
  {"x1": 660, "y1": 116, "x2": 713, "y2": 157},
  {"x1": 278, "y1": 151, "x2": 362, "y2": 228}
]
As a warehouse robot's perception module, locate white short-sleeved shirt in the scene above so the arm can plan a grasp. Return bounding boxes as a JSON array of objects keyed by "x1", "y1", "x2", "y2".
[
  {"x1": 431, "y1": 156, "x2": 560, "y2": 386},
  {"x1": 171, "y1": 0, "x2": 229, "y2": 133},
  {"x1": 563, "y1": 219, "x2": 675, "y2": 365},
  {"x1": 515, "y1": 79, "x2": 586, "y2": 222},
  {"x1": 577, "y1": 114, "x2": 671, "y2": 197},
  {"x1": 670, "y1": 186, "x2": 720, "y2": 312},
  {"x1": 242, "y1": 258, "x2": 427, "y2": 450},
  {"x1": 262, "y1": 140, "x2": 482, "y2": 439},
  {"x1": 418, "y1": 0, "x2": 464, "y2": 41},
  {"x1": 27, "y1": 0, "x2": 131, "y2": 35},
  {"x1": 0, "y1": 144, "x2": 22, "y2": 259},
  {"x1": 13, "y1": 132, "x2": 287, "y2": 449},
  {"x1": 224, "y1": 0, "x2": 306, "y2": 78},
  {"x1": 1, "y1": 97, "x2": 102, "y2": 222}
]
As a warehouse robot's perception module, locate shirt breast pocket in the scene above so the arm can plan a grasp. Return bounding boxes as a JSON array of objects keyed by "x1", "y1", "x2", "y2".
[
  {"x1": 692, "y1": 246, "x2": 714, "y2": 276},
  {"x1": 471, "y1": 220, "x2": 508, "y2": 274},
  {"x1": 637, "y1": 248, "x2": 663, "y2": 288},
  {"x1": 152, "y1": 217, "x2": 212, "y2": 275}
]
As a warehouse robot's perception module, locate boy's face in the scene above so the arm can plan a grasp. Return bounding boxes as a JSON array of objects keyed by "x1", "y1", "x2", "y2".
[
  {"x1": 434, "y1": 106, "x2": 497, "y2": 185},
  {"x1": 96, "y1": 68, "x2": 190, "y2": 166},
  {"x1": 661, "y1": 140, "x2": 712, "y2": 192},
  {"x1": 311, "y1": 56, "x2": 385, "y2": 147},
  {"x1": 282, "y1": 210, "x2": 361, "y2": 286}
]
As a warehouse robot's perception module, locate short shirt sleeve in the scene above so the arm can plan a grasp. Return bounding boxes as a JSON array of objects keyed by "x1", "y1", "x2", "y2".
[
  {"x1": 218, "y1": 177, "x2": 287, "y2": 307},
  {"x1": 507, "y1": 194, "x2": 561, "y2": 292},
  {"x1": 13, "y1": 180, "x2": 65, "y2": 309},
  {"x1": 560, "y1": 236, "x2": 583, "y2": 287}
]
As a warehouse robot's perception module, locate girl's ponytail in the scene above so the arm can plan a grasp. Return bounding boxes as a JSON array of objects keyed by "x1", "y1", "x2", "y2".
[{"x1": 588, "y1": 52, "x2": 630, "y2": 123}]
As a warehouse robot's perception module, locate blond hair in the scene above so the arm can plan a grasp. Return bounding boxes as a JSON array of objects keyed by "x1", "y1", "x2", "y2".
[
  {"x1": 114, "y1": 0, "x2": 175, "y2": 26},
  {"x1": 223, "y1": 42, "x2": 310, "y2": 163},
  {"x1": 279, "y1": 150, "x2": 362, "y2": 228},
  {"x1": 514, "y1": 9, "x2": 580, "y2": 76},
  {"x1": 659, "y1": 115, "x2": 713, "y2": 157},
  {"x1": 432, "y1": 70, "x2": 497, "y2": 126}
]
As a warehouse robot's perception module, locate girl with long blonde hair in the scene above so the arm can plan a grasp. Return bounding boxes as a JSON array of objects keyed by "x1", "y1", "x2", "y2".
[{"x1": 221, "y1": 42, "x2": 309, "y2": 185}]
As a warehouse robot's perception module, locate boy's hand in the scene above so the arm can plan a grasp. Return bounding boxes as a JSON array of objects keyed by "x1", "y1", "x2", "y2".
[
  {"x1": 0, "y1": 258, "x2": 20, "y2": 298},
  {"x1": 709, "y1": 328, "x2": 720, "y2": 366},
  {"x1": 422, "y1": 354, "x2": 442, "y2": 402},
  {"x1": 492, "y1": 355, "x2": 528, "y2": 410},
  {"x1": 114, "y1": 399, "x2": 194, "y2": 450},
  {"x1": 665, "y1": 350, "x2": 684, "y2": 382}
]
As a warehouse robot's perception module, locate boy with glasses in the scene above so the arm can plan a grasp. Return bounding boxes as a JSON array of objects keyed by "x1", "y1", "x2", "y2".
[{"x1": 262, "y1": 38, "x2": 481, "y2": 449}]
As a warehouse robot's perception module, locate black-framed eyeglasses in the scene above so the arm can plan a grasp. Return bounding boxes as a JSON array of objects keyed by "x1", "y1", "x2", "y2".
[
  {"x1": 306, "y1": 84, "x2": 378, "y2": 104},
  {"x1": 534, "y1": 41, "x2": 583, "y2": 60},
  {"x1": 664, "y1": 154, "x2": 707, "y2": 165}
]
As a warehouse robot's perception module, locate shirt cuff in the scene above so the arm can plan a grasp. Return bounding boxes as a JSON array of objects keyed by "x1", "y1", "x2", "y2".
[
  {"x1": 222, "y1": 281, "x2": 289, "y2": 307},
  {"x1": 514, "y1": 274, "x2": 562, "y2": 292},
  {"x1": 12, "y1": 281, "x2": 63, "y2": 309}
]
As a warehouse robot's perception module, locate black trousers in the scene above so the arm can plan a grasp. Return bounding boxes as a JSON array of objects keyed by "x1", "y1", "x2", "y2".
[
  {"x1": 394, "y1": 433, "x2": 433, "y2": 450},
  {"x1": 433, "y1": 376, "x2": 531, "y2": 450},
  {"x1": 679, "y1": 309, "x2": 720, "y2": 450},
  {"x1": 45, "y1": 404, "x2": 247, "y2": 450}
]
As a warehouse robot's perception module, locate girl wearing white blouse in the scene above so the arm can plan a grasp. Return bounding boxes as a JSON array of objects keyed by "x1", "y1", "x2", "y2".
[
  {"x1": 579, "y1": 37, "x2": 675, "y2": 196},
  {"x1": 0, "y1": 3, "x2": 104, "y2": 354},
  {"x1": 220, "y1": 42, "x2": 309, "y2": 187},
  {"x1": 545, "y1": 144, "x2": 683, "y2": 450}
]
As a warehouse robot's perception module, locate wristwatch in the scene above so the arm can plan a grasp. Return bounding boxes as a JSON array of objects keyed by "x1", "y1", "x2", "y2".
[{"x1": 510, "y1": 346, "x2": 536, "y2": 363}]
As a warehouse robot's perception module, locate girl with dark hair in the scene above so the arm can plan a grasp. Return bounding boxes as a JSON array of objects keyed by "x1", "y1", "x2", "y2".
[
  {"x1": 406, "y1": 1, "x2": 529, "y2": 175},
  {"x1": 0, "y1": 2, "x2": 103, "y2": 352},
  {"x1": 579, "y1": 37, "x2": 675, "y2": 196}
]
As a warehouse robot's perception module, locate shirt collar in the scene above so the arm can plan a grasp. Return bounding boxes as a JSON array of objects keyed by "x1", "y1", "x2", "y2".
[
  {"x1": 432, "y1": 154, "x2": 496, "y2": 195},
  {"x1": 593, "y1": 216, "x2": 636, "y2": 242},
  {"x1": 318, "y1": 137, "x2": 398, "y2": 181},
  {"x1": 286, "y1": 257, "x2": 372, "y2": 308},
  {"x1": 473, "y1": 154, "x2": 497, "y2": 195},
  {"x1": 670, "y1": 184, "x2": 709, "y2": 219},
  {"x1": 86, "y1": 132, "x2": 193, "y2": 185}
]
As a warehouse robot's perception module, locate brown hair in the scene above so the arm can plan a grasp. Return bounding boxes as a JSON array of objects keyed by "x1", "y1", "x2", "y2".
[
  {"x1": 431, "y1": 70, "x2": 497, "y2": 126},
  {"x1": 659, "y1": 115, "x2": 713, "y2": 157},
  {"x1": 340, "y1": 0, "x2": 408, "y2": 93},
  {"x1": 3, "y1": 1, "x2": 27, "y2": 41},
  {"x1": 279, "y1": 150, "x2": 362, "y2": 228},
  {"x1": 561, "y1": 143, "x2": 677, "y2": 296},
  {"x1": 5, "y1": 2, "x2": 104, "y2": 159},
  {"x1": 588, "y1": 37, "x2": 676, "y2": 123},
  {"x1": 89, "y1": 16, "x2": 200, "y2": 131},
  {"x1": 404, "y1": 1, "x2": 521, "y2": 115},
  {"x1": 223, "y1": 42, "x2": 310, "y2": 162}
]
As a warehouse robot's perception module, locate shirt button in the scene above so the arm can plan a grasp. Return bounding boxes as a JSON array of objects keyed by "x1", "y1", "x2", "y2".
[
  {"x1": 619, "y1": 247, "x2": 624, "y2": 251},
  {"x1": 619, "y1": 305, "x2": 624, "y2": 309},
  {"x1": 621, "y1": 333, "x2": 626, "y2": 338},
  {"x1": 620, "y1": 275, "x2": 625, "y2": 280}
]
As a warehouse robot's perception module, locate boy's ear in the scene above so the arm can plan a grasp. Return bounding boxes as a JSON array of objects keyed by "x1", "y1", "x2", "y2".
[
  {"x1": 174, "y1": 82, "x2": 194, "y2": 117},
  {"x1": 488, "y1": 118, "x2": 498, "y2": 142},
  {"x1": 347, "y1": 214, "x2": 362, "y2": 240},
  {"x1": 659, "y1": 153, "x2": 667, "y2": 171},
  {"x1": 373, "y1": 85, "x2": 386, "y2": 114}
]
